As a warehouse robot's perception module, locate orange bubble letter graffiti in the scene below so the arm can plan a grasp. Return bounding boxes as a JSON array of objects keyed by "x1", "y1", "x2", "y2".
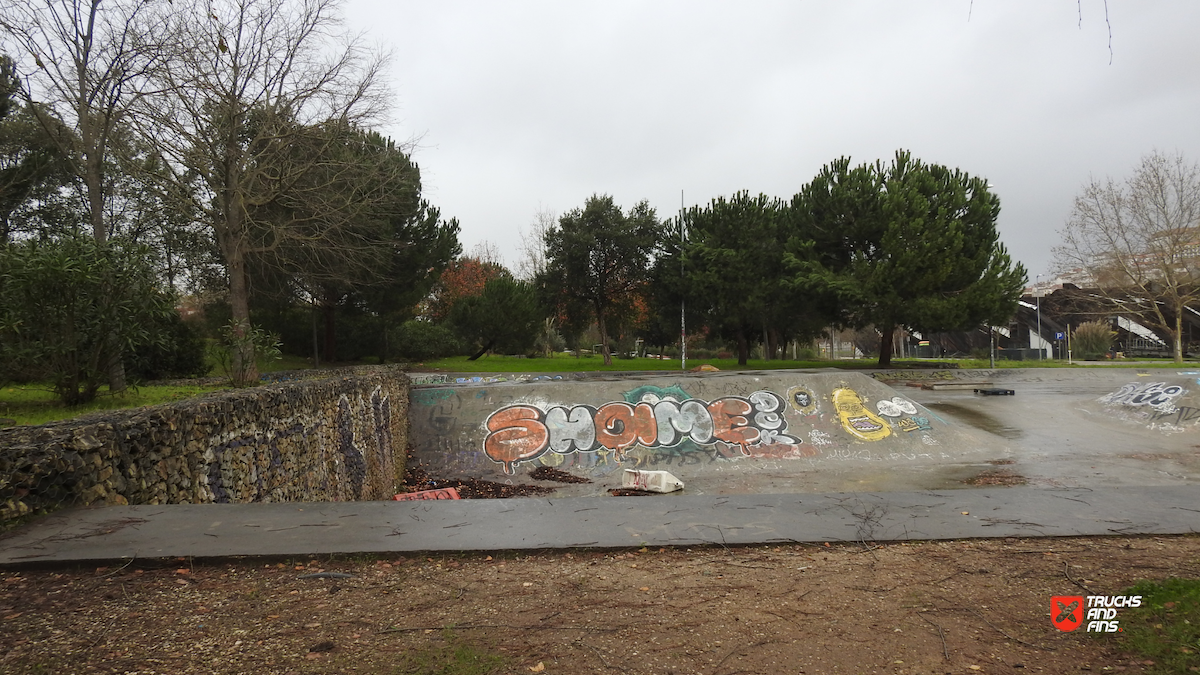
[
  {"x1": 594, "y1": 402, "x2": 637, "y2": 457},
  {"x1": 708, "y1": 397, "x2": 758, "y2": 454},
  {"x1": 484, "y1": 405, "x2": 549, "y2": 474}
]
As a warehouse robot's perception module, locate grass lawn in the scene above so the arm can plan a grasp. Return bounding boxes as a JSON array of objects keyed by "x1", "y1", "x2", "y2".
[
  {"x1": 0, "y1": 354, "x2": 304, "y2": 427},
  {"x1": 0, "y1": 382, "x2": 230, "y2": 427},
  {"x1": 416, "y1": 353, "x2": 1193, "y2": 373}
]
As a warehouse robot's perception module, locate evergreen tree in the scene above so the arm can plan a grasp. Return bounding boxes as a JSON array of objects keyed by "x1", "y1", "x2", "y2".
[
  {"x1": 788, "y1": 150, "x2": 1026, "y2": 366},
  {"x1": 541, "y1": 195, "x2": 659, "y2": 366}
]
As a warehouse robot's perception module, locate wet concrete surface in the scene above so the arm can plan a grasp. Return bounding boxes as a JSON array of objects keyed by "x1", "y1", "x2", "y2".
[
  {"x1": 2, "y1": 485, "x2": 1198, "y2": 563},
  {"x1": 1, "y1": 367, "x2": 1198, "y2": 564},
  {"x1": 408, "y1": 367, "x2": 1200, "y2": 497},
  {"x1": 902, "y1": 372, "x2": 1200, "y2": 492}
]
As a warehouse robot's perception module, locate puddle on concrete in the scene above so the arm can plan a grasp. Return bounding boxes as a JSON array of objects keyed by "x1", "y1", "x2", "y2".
[{"x1": 924, "y1": 402, "x2": 1024, "y2": 439}]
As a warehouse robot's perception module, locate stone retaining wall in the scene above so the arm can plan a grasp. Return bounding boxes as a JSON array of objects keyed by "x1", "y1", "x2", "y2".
[{"x1": 0, "y1": 366, "x2": 409, "y2": 523}]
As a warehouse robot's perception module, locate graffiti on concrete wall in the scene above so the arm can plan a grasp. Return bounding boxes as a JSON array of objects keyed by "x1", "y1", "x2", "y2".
[
  {"x1": 1101, "y1": 382, "x2": 1186, "y2": 408},
  {"x1": 1149, "y1": 406, "x2": 1200, "y2": 426},
  {"x1": 875, "y1": 397, "x2": 917, "y2": 417},
  {"x1": 787, "y1": 386, "x2": 818, "y2": 415},
  {"x1": 482, "y1": 390, "x2": 802, "y2": 474},
  {"x1": 832, "y1": 388, "x2": 891, "y2": 442},
  {"x1": 896, "y1": 416, "x2": 933, "y2": 433}
]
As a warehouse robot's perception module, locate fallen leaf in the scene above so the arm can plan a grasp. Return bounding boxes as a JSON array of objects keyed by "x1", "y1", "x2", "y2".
[
  {"x1": 529, "y1": 662, "x2": 545, "y2": 672},
  {"x1": 961, "y1": 511, "x2": 970, "y2": 515},
  {"x1": 304, "y1": 622, "x2": 321, "y2": 629},
  {"x1": 522, "y1": 582, "x2": 533, "y2": 587},
  {"x1": 639, "y1": 587, "x2": 650, "y2": 592}
]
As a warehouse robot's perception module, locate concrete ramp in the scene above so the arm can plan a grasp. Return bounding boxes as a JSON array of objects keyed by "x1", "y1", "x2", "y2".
[{"x1": 407, "y1": 370, "x2": 1013, "y2": 496}]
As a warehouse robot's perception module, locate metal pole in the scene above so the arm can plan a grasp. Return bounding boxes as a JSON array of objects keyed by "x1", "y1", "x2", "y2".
[
  {"x1": 989, "y1": 326, "x2": 995, "y2": 369},
  {"x1": 680, "y1": 190, "x2": 686, "y2": 371},
  {"x1": 1067, "y1": 322, "x2": 1073, "y2": 364},
  {"x1": 1035, "y1": 274, "x2": 1042, "y2": 360}
]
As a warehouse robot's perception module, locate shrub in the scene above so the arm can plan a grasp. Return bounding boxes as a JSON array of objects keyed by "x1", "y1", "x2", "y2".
[
  {"x1": 392, "y1": 320, "x2": 461, "y2": 361},
  {"x1": 207, "y1": 321, "x2": 282, "y2": 387},
  {"x1": 1072, "y1": 320, "x2": 1115, "y2": 360},
  {"x1": 533, "y1": 318, "x2": 565, "y2": 357},
  {"x1": 0, "y1": 238, "x2": 176, "y2": 404},
  {"x1": 126, "y1": 313, "x2": 209, "y2": 381}
]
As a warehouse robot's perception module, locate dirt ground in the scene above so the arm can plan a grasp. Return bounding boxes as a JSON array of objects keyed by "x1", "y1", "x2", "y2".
[{"x1": 2, "y1": 534, "x2": 1198, "y2": 675}]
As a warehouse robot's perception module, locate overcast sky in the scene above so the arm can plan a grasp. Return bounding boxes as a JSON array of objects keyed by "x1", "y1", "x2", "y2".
[{"x1": 341, "y1": 0, "x2": 1200, "y2": 281}]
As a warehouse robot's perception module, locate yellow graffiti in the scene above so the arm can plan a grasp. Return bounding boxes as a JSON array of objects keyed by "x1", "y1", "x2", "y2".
[
  {"x1": 832, "y1": 388, "x2": 891, "y2": 442},
  {"x1": 537, "y1": 451, "x2": 565, "y2": 467}
]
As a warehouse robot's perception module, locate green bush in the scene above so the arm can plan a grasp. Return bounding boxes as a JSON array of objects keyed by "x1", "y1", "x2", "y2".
[
  {"x1": 1073, "y1": 320, "x2": 1115, "y2": 360},
  {"x1": 392, "y1": 320, "x2": 461, "y2": 361},
  {"x1": 127, "y1": 314, "x2": 209, "y2": 381},
  {"x1": 0, "y1": 237, "x2": 176, "y2": 404},
  {"x1": 207, "y1": 320, "x2": 282, "y2": 387}
]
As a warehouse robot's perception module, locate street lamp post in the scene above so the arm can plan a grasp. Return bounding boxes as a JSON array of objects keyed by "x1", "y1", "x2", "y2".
[{"x1": 1035, "y1": 274, "x2": 1043, "y2": 360}]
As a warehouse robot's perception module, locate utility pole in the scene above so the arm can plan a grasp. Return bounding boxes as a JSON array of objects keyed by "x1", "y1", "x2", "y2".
[
  {"x1": 680, "y1": 190, "x2": 686, "y2": 371},
  {"x1": 1034, "y1": 274, "x2": 1043, "y2": 360}
]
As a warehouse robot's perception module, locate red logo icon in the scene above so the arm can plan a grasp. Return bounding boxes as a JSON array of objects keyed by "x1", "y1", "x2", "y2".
[{"x1": 1052, "y1": 595, "x2": 1084, "y2": 631}]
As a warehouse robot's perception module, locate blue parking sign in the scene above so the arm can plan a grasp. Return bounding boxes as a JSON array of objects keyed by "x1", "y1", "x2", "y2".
[{"x1": 1055, "y1": 331, "x2": 1065, "y2": 340}]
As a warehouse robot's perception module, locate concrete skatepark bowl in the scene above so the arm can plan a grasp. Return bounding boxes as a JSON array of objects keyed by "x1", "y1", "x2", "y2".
[
  {"x1": 407, "y1": 368, "x2": 1200, "y2": 498},
  {"x1": 2, "y1": 367, "x2": 1198, "y2": 563}
]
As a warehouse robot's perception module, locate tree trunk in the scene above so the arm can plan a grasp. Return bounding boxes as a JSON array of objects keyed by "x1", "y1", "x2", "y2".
[
  {"x1": 878, "y1": 324, "x2": 895, "y2": 368},
  {"x1": 322, "y1": 299, "x2": 338, "y2": 363},
  {"x1": 218, "y1": 218, "x2": 257, "y2": 383},
  {"x1": 219, "y1": 140, "x2": 256, "y2": 382},
  {"x1": 86, "y1": 143, "x2": 128, "y2": 392},
  {"x1": 597, "y1": 309, "x2": 612, "y2": 366},
  {"x1": 737, "y1": 326, "x2": 749, "y2": 366},
  {"x1": 311, "y1": 300, "x2": 320, "y2": 367},
  {"x1": 1175, "y1": 307, "x2": 1184, "y2": 364},
  {"x1": 468, "y1": 339, "x2": 495, "y2": 361},
  {"x1": 227, "y1": 252, "x2": 256, "y2": 381}
]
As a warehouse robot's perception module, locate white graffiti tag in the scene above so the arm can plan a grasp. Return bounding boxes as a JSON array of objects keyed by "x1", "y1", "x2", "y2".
[
  {"x1": 808, "y1": 430, "x2": 834, "y2": 447},
  {"x1": 1101, "y1": 382, "x2": 1186, "y2": 408},
  {"x1": 875, "y1": 396, "x2": 918, "y2": 417}
]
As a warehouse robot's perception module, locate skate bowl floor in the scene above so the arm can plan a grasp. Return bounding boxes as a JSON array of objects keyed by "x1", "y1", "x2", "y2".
[{"x1": 2, "y1": 367, "x2": 1198, "y2": 564}]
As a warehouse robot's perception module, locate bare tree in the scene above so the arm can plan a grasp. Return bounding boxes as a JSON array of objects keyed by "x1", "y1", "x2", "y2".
[
  {"x1": 468, "y1": 240, "x2": 504, "y2": 267},
  {"x1": 1, "y1": 0, "x2": 167, "y2": 245},
  {"x1": 1054, "y1": 150, "x2": 1200, "y2": 363},
  {"x1": 137, "y1": 0, "x2": 391, "y2": 376},
  {"x1": 516, "y1": 206, "x2": 555, "y2": 281}
]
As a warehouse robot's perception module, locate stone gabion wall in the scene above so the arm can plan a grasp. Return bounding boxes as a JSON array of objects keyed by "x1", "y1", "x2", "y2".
[{"x1": 0, "y1": 366, "x2": 409, "y2": 523}]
